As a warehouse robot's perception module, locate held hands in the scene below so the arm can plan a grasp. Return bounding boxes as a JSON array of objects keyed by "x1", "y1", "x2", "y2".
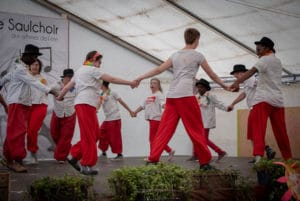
[
  {"x1": 129, "y1": 110, "x2": 137, "y2": 117},
  {"x1": 229, "y1": 82, "x2": 240, "y2": 92}
]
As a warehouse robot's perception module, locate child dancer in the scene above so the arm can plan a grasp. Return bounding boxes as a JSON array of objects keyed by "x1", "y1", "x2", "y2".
[
  {"x1": 188, "y1": 79, "x2": 229, "y2": 162},
  {"x1": 133, "y1": 78, "x2": 175, "y2": 161},
  {"x1": 97, "y1": 81, "x2": 134, "y2": 160},
  {"x1": 50, "y1": 68, "x2": 76, "y2": 163},
  {"x1": 57, "y1": 51, "x2": 136, "y2": 175},
  {"x1": 134, "y1": 28, "x2": 229, "y2": 170},
  {"x1": 27, "y1": 59, "x2": 48, "y2": 164}
]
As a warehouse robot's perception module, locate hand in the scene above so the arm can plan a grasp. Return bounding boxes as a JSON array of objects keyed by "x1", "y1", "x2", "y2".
[
  {"x1": 230, "y1": 82, "x2": 240, "y2": 92},
  {"x1": 56, "y1": 93, "x2": 64, "y2": 101},
  {"x1": 227, "y1": 105, "x2": 234, "y2": 112},
  {"x1": 130, "y1": 79, "x2": 140, "y2": 89},
  {"x1": 49, "y1": 90, "x2": 59, "y2": 97},
  {"x1": 130, "y1": 111, "x2": 136, "y2": 117}
]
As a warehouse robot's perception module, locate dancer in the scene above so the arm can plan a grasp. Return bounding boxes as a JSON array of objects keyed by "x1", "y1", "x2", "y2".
[
  {"x1": 97, "y1": 81, "x2": 134, "y2": 160},
  {"x1": 0, "y1": 44, "x2": 56, "y2": 172},
  {"x1": 133, "y1": 78, "x2": 175, "y2": 161},
  {"x1": 50, "y1": 68, "x2": 76, "y2": 163},
  {"x1": 27, "y1": 58, "x2": 48, "y2": 164},
  {"x1": 57, "y1": 51, "x2": 136, "y2": 175},
  {"x1": 229, "y1": 64, "x2": 276, "y2": 162},
  {"x1": 187, "y1": 79, "x2": 230, "y2": 162},
  {"x1": 134, "y1": 28, "x2": 229, "y2": 170},
  {"x1": 230, "y1": 37, "x2": 292, "y2": 163}
]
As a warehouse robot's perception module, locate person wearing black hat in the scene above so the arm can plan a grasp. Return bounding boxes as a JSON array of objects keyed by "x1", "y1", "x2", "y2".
[
  {"x1": 230, "y1": 37, "x2": 292, "y2": 163},
  {"x1": 187, "y1": 79, "x2": 230, "y2": 162},
  {"x1": 0, "y1": 46, "x2": 57, "y2": 172},
  {"x1": 50, "y1": 68, "x2": 76, "y2": 163},
  {"x1": 229, "y1": 64, "x2": 276, "y2": 162},
  {"x1": 23, "y1": 44, "x2": 43, "y2": 58}
]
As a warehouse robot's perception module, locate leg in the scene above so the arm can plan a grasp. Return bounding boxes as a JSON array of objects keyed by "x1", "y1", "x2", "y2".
[
  {"x1": 109, "y1": 120, "x2": 123, "y2": 154},
  {"x1": 251, "y1": 102, "x2": 270, "y2": 157},
  {"x1": 204, "y1": 129, "x2": 225, "y2": 154},
  {"x1": 75, "y1": 104, "x2": 98, "y2": 167},
  {"x1": 149, "y1": 120, "x2": 172, "y2": 153},
  {"x1": 178, "y1": 97, "x2": 211, "y2": 165},
  {"x1": 98, "y1": 122, "x2": 109, "y2": 153},
  {"x1": 148, "y1": 99, "x2": 180, "y2": 162},
  {"x1": 54, "y1": 113, "x2": 76, "y2": 161},
  {"x1": 27, "y1": 104, "x2": 47, "y2": 153},
  {"x1": 269, "y1": 107, "x2": 292, "y2": 159},
  {"x1": 50, "y1": 112, "x2": 60, "y2": 144}
]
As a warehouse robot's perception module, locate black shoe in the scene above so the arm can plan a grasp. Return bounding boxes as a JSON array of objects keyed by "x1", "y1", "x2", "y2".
[
  {"x1": 265, "y1": 146, "x2": 276, "y2": 160},
  {"x1": 199, "y1": 164, "x2": 214, "y2": 171},
  {"x1": 102, "y1": 152, "x2": 107, "y2": 156},
  {"x1": 248, "y1": 159, "x2": 256, "y2": 163},
  {"x1": 111, "y1": 154, "x2": 123, "y2": 161},
  {"x1": 67, "y1": 158, "x2": 81, "y2": 172},
  {"x1": 80, "y1": 166, "x2": 98, "y2": 175}
]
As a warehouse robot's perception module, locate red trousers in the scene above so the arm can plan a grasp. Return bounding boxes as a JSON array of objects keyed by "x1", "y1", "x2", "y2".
[
  {"x1": 50, "y1": 112, "x2": 76, "y2": 161},
  {"x1": 27, "y1": 104, "x2": 47, "y2": 153},
  {"x1": 148, "y1": 97, "x2": 211, "y2": 165},
  {"x1": 247, "y1": 109, "x2": 255, "y2": 140},
  {"x1": 3, "y1": 104, "x2": 31, "y2": 161},
  {"x1": 193, "y1": 128, "x2": 224, "y2": 155},
  {"x1": 149, "y1": 120, "x2": 172, "y2": 153},
  {"x1": 98, "y1": 119, "x2": 123, "y2": 154},
  {"x1": 70, "y1": 104, "x2": 99, "y2": 166},
  {"x1": 250, "y1": 102, "x2": 292, "y2": 159}
]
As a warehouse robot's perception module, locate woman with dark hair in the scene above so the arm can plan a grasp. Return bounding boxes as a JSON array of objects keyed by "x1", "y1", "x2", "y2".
[
  {"x1": 0, "y1": 44, "x2": 56, "y2": 173},
  {"x1": 57, "y1": 50, "x2": 136, "y2": 175},
  {"x1": 27, "y1": 59, "x2": 48, "y2": 164}
]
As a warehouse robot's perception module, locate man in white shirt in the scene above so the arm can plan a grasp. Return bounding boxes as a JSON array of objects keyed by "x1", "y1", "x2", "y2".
[
  {"x1": 230, "y1": 37, "x2": 292, "y2": 163},
  {"x1": 229, "y1": 64, "x2": 276, "y2": 162}
]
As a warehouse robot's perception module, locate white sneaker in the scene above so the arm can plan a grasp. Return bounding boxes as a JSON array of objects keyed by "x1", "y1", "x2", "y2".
[
  {"x1": 167, "y1": 150, "x2": 175, "y2": 161},
  {"x1": 28, "y1": 152, "x2": 38, "y2": 164},
  {"x1": 254, "y1": 155, "x2": 262, "y2": 164}
]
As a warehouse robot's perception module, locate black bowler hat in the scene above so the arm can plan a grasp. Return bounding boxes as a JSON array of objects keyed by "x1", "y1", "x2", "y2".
[
  {"x1": 230, "y1": 64, "x2": 248, "y2": 75},
  {"x1": 195, "y1": 78, "x2": 211, "y2": 91},
  {"x1": 60, "y1": 69, "x2": 74, "y2": 78},
  {"x1": 254, "y1": 37, "x2": 276, "y2": 53},
  {"x1": 23, "y1": 44, "x2": 42, "y2": 56}
]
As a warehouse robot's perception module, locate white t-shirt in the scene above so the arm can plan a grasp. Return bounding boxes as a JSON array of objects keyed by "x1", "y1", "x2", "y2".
[
  {"x1": 73, "y1": 65, "x2": 103, "y2": 108},
  {"x1": 167, "y1": 50, "x2": 205, "y2": 98},
  {"x1": 253, "y1": 54, "x2": 284, "y2": 107},
  {"x1": 242, "y1": 76, "x2": 257, "y2": 108},
  {"x1": 101, "y1": 90, "x2": 121, "y2": 121},
  {"x1": 31, "y1": 74, "x2": 48, "y2": 105},
  {"x1": 197, "y1": 92, "x2": 227, "y2": 129},
  {"x1": 141, "y1": 91, "x2": 165, "y2": 121},
  {"x1": 51, "y1": 81, "x2": 75, "y2": 118}
]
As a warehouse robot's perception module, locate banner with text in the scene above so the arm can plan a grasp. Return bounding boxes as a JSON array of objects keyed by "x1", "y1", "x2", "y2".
[{"x1": 0, "y1": 11, "x2": 69, "y2": 84}]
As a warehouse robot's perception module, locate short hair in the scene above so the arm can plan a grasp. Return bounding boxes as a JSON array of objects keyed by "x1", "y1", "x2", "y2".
[
  {"x1": 85, "y1": 51, "x2": 102, "y2": 62},
  {"x1": 102, "y1": 80, "x2": 110, "y2": 88},
  {"x1": 184, "y1": 28, "x2": 200, "y2": 45}
]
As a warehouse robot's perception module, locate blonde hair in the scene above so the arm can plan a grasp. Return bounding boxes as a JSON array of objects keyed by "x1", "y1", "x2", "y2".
[{"x1": 151, "y1": 78, "x2": 163, "y2": 92}]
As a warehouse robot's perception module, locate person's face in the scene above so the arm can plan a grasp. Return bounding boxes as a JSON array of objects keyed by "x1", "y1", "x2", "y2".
[
  {"x1": 93, "y1": 58, "x2": 102, "y2": 68},
  {"x1": 196, "y1": 84, "x2": 207, "y2": 96},
  {"x1": 62, "y1": 76, "x2": 72, "y2": 85},
  {"x1": 256, "y1": 44, "x2": 268, "y2": 57},
  {"x1": 233, "y1": 71, "x2": 244, "y2": 79},
  {"x1": 29, "y1": 61, "x2": 40, "y2": 75},
  {"x1": 150, "y1": 79, "x2": 160, "y2": 92}
]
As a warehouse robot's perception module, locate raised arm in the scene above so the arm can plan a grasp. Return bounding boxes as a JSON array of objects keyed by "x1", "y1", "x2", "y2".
[
  {"x1": 200, "y1": 60, "x2": 228, "y2": 90},
  {"x1": 230, "y1": 67, "x2": 257, "y2": 92},
  {"x1": 136, "y1": 59, "x2": 172, "y2": 82},
  {"x1": 57, "y1": 80, "x2": 75, "y2": 100},
  {"x1": 101, "y1": 73, "x2": 136, "y2": 88}
]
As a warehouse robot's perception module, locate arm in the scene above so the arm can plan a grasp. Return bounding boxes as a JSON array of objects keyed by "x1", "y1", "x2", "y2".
[
  {"x1": 136, "y1": 59, "x2": 172, "y2": 81},
  {"x1": 57, "y1": 80, "x2": 75, "y2": 100},
  {"x1": 117, "y1": 98, "x2": 135, "y2": 117},
  {"x1": 230, "y1": 67, "x2": 257, "y2": 91},
  {"x1": 229, "y1": 92, "x2": 246, "y2": 109},
  {"x1": 0, "y1": 94, "x2": 8, "y2": 114},
  {"x1": 201, "y1": 60, "x2": 228, "y2": 90},
  {"x1": 0, "y1": 72, "x2": 13, "y2": 88},
  {"x1": 101, "y1": 74, "x2": 135, "y2": 87},
  {"x1": 133, "y1": 106, "x2": 143, "y2": 116},
  {"x1": 209, "y1": 94, "x2": 228, "y2": 112}
]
